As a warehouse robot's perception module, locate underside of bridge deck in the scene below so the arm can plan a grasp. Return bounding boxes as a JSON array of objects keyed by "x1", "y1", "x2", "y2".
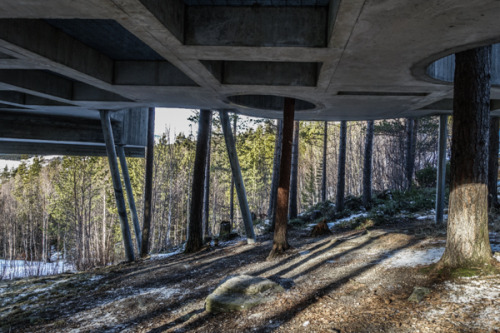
[{"x1": 0, "y1": 0, "x2": 500, "y2": 154}]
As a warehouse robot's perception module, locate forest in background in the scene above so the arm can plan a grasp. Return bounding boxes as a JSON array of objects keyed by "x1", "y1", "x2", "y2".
[{"x1": 0, "y1": 114, "x2": 444, "y2": 271}]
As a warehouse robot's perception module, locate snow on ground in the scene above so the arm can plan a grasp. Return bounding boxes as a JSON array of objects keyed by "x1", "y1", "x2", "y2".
[
  {"x1": 0, "y1": 259, "x2": 75, "y2": 280},
  {"x1": 383, "y1": 247, "x2": 445, "y2": 267},
  {"x1": 307, "y1": 213, "x2": 368, "y2": 229},
  {"x1": 150, "y1": 248, "x2": 183, "y2": 260},
  {"x1": 67, "y1": 286, "x2": 181, "y2": 332},
  {"x1": 425, "y1": 277, "x2": 500, "y2": 331}
]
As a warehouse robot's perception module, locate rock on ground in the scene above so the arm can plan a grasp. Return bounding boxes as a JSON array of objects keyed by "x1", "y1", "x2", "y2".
[{"x1": 205, "y1": 275, "x2": 284, "y2": 313}]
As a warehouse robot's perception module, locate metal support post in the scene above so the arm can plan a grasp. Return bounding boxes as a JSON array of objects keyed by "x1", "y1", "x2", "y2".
[
  {"x1": 141, "y1": 107, "x2": 155, "y2": 257},
  {"x1": 435, "y1": 115, "x2": 448, "y2": 224},
  {"x1": 219, "y1": 110, "x2": 256, "y2": 244},
  {"x1": 100, "y1": 110, "x2": 135, "y2": 261},
  {"x1": 117, "y1": 145, "x2": 142, "y2": 250}
]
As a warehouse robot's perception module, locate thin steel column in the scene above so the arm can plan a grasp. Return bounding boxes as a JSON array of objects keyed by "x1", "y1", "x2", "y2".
[
  {"x1": 141, "y1": 107, "x2": 155, "y2": 257},
  {"x1": 435, "y1": 115, "x2": 448, "y2": 224},
  {"x1": 117, "y1": 145, "x2": 142, "y2": 250},
  {"x1": 219, "y1": 110, "x2": 256, "y2": 244},
  {"x1": 100, "y1": 110, "x2": 135, "y2": 261}
]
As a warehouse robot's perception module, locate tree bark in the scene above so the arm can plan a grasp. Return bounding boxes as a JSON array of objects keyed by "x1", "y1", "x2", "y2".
[
  {"x1": 289, "y1": 121, "x2": 300, "y2": 219},
  {"x1": 185, "y1": 110, "x2": 212, "y2": 253},
  {"x1": 269, "y1": 119, "x2": 283, "y2": 231},
  {"x1": 140, "y1": 107, "x2": 155, "y2": 257},
  {"x1": 202, "y1": 112, "x2": 213, "y2": 242},
  {"x1": 321, "y1": 121, "x2": 328, "y2": 202},
  {"x1": 405, "y1": 118, "x2": 415, "y2": 190},
  {"x1": 362, "y1": 120, "x2": 374, "y2": 208},
  {"x1": 488, "y1": 117, "x2": 499, "y2": 209},
  {"x1": 336, "y1": 121, "x2": 347, "y2": 212},
  {"x1": 439, "y1": 45, "x2": 492, "y2": 268},
  {"x1": 268, "y1": 98, "x2": 295, "y2": 259}
]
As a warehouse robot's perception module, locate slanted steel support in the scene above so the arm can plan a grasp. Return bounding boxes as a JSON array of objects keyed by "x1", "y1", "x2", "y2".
[
  {"x1": 141, "y1": 107, "x2": 155, "y2": 257},
  {"x1": 100, "y1": 110, "x2": 135, "y2": 262},
  {"x1": 435, "y1": 115, "x2": 448, "y2": 224},
  {"x1": 117, "y1": 145, "x2": 142, "y2": 250},
  {"x1": 219, "y1": 110, "x2": 256, "y2": 244}
]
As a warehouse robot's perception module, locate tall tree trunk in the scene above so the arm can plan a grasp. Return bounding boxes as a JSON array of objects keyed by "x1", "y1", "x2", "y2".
[
  {"x1": 362, "y1": 120, "x2": 374, "y2": 208},
  {"x1": 230, "y1": 116, "x2": 237, "y2": 227},
  {"x1": 203, "y1": 112, "x2": 213, "y2": 242},
  {"x1": 268, "y1": 98, "x2": 295, "y2": 259},
  {"x1": 405, "y1": 118, "x2": 415, "y2": 190},
  {"x1": 269, "y1": 119, "x2": 283, "y2": 231},
  {"x1": 321, "y1": 121, "x2": 328, "y2": 202},
  {"x1": 289, "y1": 121, "x2": 300, "y2": 219},
  {"x1": 488, "y1": 116, "x2": 499, "y2": 209},
  {"x1": 439, "y1": 45, "x2": 492, "y2": 268},
  {"x1": 185, "y1": 110, "x2": 212, "y2": 253},
  {"x1": 336, "y1": 121, "x2": 347, "y2": 212}
]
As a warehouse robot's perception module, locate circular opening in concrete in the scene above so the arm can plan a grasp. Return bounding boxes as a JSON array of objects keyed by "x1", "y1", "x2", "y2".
[
  {"x1": 426, "y1": 43, "x2": 500, "y2": 86},
  {"x1": 227, "y1": 94, "x2": 316, "y2": 111}
]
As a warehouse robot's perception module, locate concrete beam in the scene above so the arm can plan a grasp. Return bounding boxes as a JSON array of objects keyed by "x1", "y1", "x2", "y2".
[
  {"x1": 185, "y1": 6, "x2": 327, "y2": 47},
  {"x1": 0, "y1": 90, "x2": 73, "y2": 107},
  {"x1": 139, "y1": 0, "x2": 185, "y2": 43},
  {"x1": 0, "y1": 19, "x2": 113, "y2": 83},
  {"x1": 0, "y1": 69, "x2": 129, "y2": 102},
  {"x1": 0, "y1": 139, "x2": 144, "y2": 157},
  {"x1": 202, "y1": 61, "x2": 320, "y2": 87},
  {"x1": 0, "y1": 111, "x2": 122, "y2": 143},
  {"x1": 113, "y1": 61, "x2": 197, "y2": 86}
]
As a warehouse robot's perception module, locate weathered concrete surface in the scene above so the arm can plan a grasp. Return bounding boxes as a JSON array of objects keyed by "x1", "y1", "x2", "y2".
[
  {"x1": 0, "y1": 0, "x2": 500, "y2": 127},
  {"x1": 205, "y1": 275, "x2": 284, "y2": 313}
]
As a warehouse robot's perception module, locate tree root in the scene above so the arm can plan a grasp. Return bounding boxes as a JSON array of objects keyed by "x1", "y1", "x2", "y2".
[{"x1": 267, "y1": 242, "x2": 291, "y2": 260}]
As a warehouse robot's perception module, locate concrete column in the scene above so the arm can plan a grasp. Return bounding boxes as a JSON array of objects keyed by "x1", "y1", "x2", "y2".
[
  {"x1": 117, "y1": 145, "x2": 142, "y2": 250},
  {"x1": 99, "y1": 110, "x2": 135, "y2": 262},
  {"x1": 219, "y1": 110, "x2": 256, "y2": 244},
  {"x1": 435, "y1": 115, "x2": 448, "y2": 224}
]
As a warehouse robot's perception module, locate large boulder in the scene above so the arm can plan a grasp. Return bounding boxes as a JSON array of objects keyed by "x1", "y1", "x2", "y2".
[{"x1": 205, "y1": 275, "x2": 284, "y2": 313}]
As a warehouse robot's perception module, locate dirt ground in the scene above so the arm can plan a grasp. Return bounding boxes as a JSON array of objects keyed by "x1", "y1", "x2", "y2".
[{"x1": 1, "y1": 217, "x2": 500, "y2": 333}]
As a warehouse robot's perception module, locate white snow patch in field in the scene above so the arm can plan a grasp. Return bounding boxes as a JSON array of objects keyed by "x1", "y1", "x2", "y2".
[
  {"x1": 327, "y1": 213, "x2": 369, "y2": 228},
  {"x1": 383, "y1": 247, "x2": 444, "y2": 267},
  {"x1": 68, "y1": 287, "x2": 181, "y2": 332},
  {"x1": 444, "y1": 279, "x2": 500, "y2": 303},
  {"x1": 308, "y1": 213, "x2": 368, "y2": 229},
  {"x1": 150, "y1": 249, "x2": 183, "y2": 260},
  {"x1": 0, "y1": 259, "x2": 75, "y2": 279},
  {"x1": 424, "y1": 277, "x2": 500, "y2": 330}
]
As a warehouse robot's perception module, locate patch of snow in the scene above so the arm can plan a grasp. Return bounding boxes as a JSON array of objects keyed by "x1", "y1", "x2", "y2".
[
  {"x1": 444, "y1": 279, "x2": 500, "y2": 303},
  {"x1": 383, "y1": 247, "x2": 444, "y2": 267},
  {"x1": 150, "y1": 249, "x2": 183, "y2": 260},
  {"x1": 302, "y1": 320, "x2": 310, "y2": 327},
  {"x1": 0, "y1": 259, "x2": 75, "y2": 279},
  {"x1": 307, "y1": 212, "x2": 368, "y2": 229},
  {"x1": 69, "y1": 286, "x2": 181, "y2": 332},
  {"x1": 327, "y1": 213, "x2": 368, "y2": 229}
]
